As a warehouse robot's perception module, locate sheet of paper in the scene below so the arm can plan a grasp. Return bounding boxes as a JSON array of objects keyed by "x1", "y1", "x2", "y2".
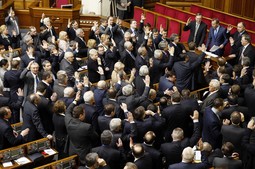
[
  {"x1": 195, "y1": 150, "x2": 202, "y2": 161},
  {"x1": 204, "y1": 51, "x2": 218, "y2": 58},
  {"x1": 209, "y1": 45, "x2": 220, "y2": 52},
  {"x1": 2, "y1": 162, "x2": 13, "y2": 167},
  {"x1": 15, "y1": 157, "x2": 30, "y2": 165},
  {"x1": 44, "y1": 148, "x2": 57, "y2": 155}
]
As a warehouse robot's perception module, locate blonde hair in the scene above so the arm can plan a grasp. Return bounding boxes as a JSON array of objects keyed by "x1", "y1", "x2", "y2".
[
  {"x1": 59, "y1": 31, "x2": 67, "y2": 40},
  {"x1": 0, "y1": 25, "x2": 7, "y2": 34},
  {"x1": 87, "y1": 39, "x2": 96, "y2": 48}
]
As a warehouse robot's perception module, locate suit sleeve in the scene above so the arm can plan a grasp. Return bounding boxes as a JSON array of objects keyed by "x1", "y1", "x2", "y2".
[
  {"x1": 189, "y1": 122, "x2": 200, "y2": 147},
  {"x1": 222, "y1": 28, "x2": 228, "y2": 46},
  {"x1": 198, "y1": 24, "x2": 207, "y2": 47},
  {"x1": 242, "y1": 128, "x2": 255, "y2": 155},
  {"x1": 32, "y1": 109, "x2": 48, "y2": 138},
  {"x1": 4, "y1": 127, "x2": 23, "y2": 146}
]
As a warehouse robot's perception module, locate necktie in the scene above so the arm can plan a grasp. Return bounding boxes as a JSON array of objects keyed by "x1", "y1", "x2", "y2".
[
  {"x1": 129, "y1": 52, "x2": 135, "y2": 60},
  {"x1": 193, "y1": 24, "x2": 199, "y2": 42},
  {"x1": 239, "y1": 46, "x2": 246, "y2": 64},
  {"x1": 214, "y1": 29, "x2": 218, "y2": 37}
]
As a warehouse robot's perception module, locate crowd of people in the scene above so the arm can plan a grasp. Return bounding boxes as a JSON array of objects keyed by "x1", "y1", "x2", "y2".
[{"x1": 0, "y1": 6, "x2": 255, "y2": 169}]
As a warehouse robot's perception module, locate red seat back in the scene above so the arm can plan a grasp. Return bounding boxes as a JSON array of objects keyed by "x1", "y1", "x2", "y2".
[
  {"x1": 145, "y1": 11, "x2": 155, "y2": 28},
  {"x1": 134, "y1": 7, "x2": 144, "y2": 23},
  {"x1": 168, "y1": 20, "x2": 180, "y2": 37},
  {"x1": 156, "y1": 16, "x2": 168, "y2": 31},
  {"x1": 154, "y1": 4, "x2": 166, "y2": 15}
]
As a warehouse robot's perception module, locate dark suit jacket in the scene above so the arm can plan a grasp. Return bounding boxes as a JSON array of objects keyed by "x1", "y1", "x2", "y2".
[
  {"x1": 66, "y1": 27, "x2": 77, "y2": 41},
  {"x1": 120, "y1": 50, "x2": 136, "y2": 74},
  {"x1": 91, "y1": 145, "x2": 124, "y2": 169},
  {"x1": 236, "y1": 43, "x2": 255, "y2": 66},
  {"x1": 168, "y1": 161, "x2": 208, "y2": 169},
  {"x1": 20, "y1": 53, "x2": 42, "y2": 70},
  {"x1": 134, "y1": 153, "x2": 153, "y2": 169},
  {"x1": 183, "y1": 21, "x2": 207, "y2": 46},
  {"x1": 97, "y1": 116, "x2": 113, "y2": 133},
  {"x1": 172, "y1": 53, "x2": 205, "y2": 91},
  {"x1": 74, "y1": 36, "x2": 87, "y2": 58},
  {"x1": 206, "y1": 26, "x2": 228, "y2": 56},
  {"x1": 202, "y1": 107, "x2": 222, "y2": 149},
  {"x1": 160, "y1": 122, "x2": 200, "y2": 166},
  {"x1": 87, "y1": 58, "x2": 101, "y2": 83},
  {"x1": 80, "y1": 103, "x2": 99, "y2": 133},
  {"x1": 244, "y1": 85, "x2": 255, "y2": 117},
  {"x1": 4, "y1": 69, "x2": 23, "y2": 102},
  {"x1": 22, "y1": 100, "x2": 48, "y2": 142},
  {"x1": 201, "y1": 90, "x2": 220, "y2": 112},
  {"x1": 0, "y1": 118, "x2": 24, "y2": 150},
  {"x1": 221, "y1": 124, "x2": 245, "y2": 155},
  {"x1": 162, "y1": 103, "x2": 190, "y2": 141},
  {"x1": 142, "y1": 144, "x2": 162, "y2": 169},
  {"x1": 135, "y1": 55, "x2": 148, "y2": 71},
  {"x1": 227, "y1": 30, "x2": 248, "y2": 54},
  {"x1": 65, "y1": 103, "x2": 99, "y2": 164},
  {"x1": 60, "y1": 58, "x2": 76, "y2": 86},
  {"x1": 213, "y1": 157, "x2": 242, "y2": 169}
]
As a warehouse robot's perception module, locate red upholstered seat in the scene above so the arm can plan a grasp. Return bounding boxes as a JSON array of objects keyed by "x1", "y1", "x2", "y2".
[
  {"x1": 180, "y1": 30, "x2": 190, "y2": 42},
  {"x1": 250, "y1": 33, "x2": 255, "y2": 44},
  {"x1": 145, "y1": 11, "x2": 155, "y2": 28},
  {"x1": 213, "y1": 12, "x2": 225, "y2": 23},
  {"x1": 175, "y1": 11, "x2": 189, "y2": 22},
  {"x1": 154, "y1": 4, "x2": 166, "y2": 14},
  {"x1": 168, "y1": 20, "x2": 180, "y2": 37},
  {"x1": 156, "y1": 16, "x2": 168, "y2": 30},
  {"x1": 134, "y1": 7, "x2": 144, "y2": 23},
  {"x1": 165, "y1": 8, "x2": 176, "y2": 18},
  {"x1": 224, "y1": 15, "x2": 238, "y2": 25},
  {"x1": 201, "y1": 8, "x2": 212, "y2": 18},
  {"x1": 190, "y1": 5, "x2": 201, "y2": 14},
  {"x1": 203, "y1": 18, "x2": 211, "y2": 28}
]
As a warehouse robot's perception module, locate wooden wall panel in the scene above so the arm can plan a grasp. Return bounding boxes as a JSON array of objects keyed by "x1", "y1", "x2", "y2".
[
  {"x1": 214, "y1": 0, "x2": 224, "y2": 11},
  {"x1": 230, "y1": 0, "x2": 242, "y2": 16},
  {"x1": 243, "y1": 0, "x2": 255, "y2": 19}
]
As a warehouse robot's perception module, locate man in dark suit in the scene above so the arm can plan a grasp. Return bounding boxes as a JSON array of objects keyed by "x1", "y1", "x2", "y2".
[
  {"x1": 65, "y1": 93, "x2": 99, "y2": 164},
  {"x1": 172, "y1": 45, "x2": 206, "y2": 91},
  {"x1": 5, "y1": 8, "x2": 21, "y2": 48},
  {"x1": 168, "y1": 147, "x2": 209, "y2": 169},
  {"x1": 74, "y1": 28, "x2": 87, "y2": 58},
  {"x1": 244, "y1": 75, "x2": 255, "y2": 117},
  {"x1": 79, "y1": 153, "x2": 111, "y2": 169},
  {"x1": 227, "y1": 22, "x2": 248, "y2": 55},
  {"x1": 202, "y1": 98, "x2": 225, "y2": 149},
  {"x1": 91, "y1": 130, "x2": 125, "y2": 169},
  {"x1": 121, "y1": 41, "x2": 136, "y2": 74},
  {"x1": 135, "y1": 46, "x2": 148, "y2": 71},
  {"x1": 22, "y1": 93, "x2": 53, "y2": 142},
  {"x1": 36, "y1": 82, "x2": 54, "y2": 135},
  {"x1": 213, "y1": 142, "x2": 242, "y2": 169},
  {"x1": 40, "y1": 14, "x2": 58, "y2": 39},
  {"x1": 230, "y1": 34, "x2": 255, "y2": 66},
  {"x1": 66, "y1": 19, "x2": 79, "y2": 41},
  {"x1": 183, "y1": 13, "x2": 207, "y2": 47},
  {"x1": 221, "y1": 111, "x2": 245, "y2": 155},
  {"x1": 162, "y1": 92, "x2": 190, "y2": 142},
  {"x1": 20, "y1": 61, "x2": 40, "y2": 104},
  {"x1": 20, "y1": 44, "x2": 42, "y2": 70},
  {"x1": 201, "y1": 79, "x2": 221, "y2": 112},
  {"x1": 161, "y1": 110, "x2": 200, "y2": 167},
  {"x1": 132, "y1": 143, "x2": 152, "y2": 169},
  {"x1": 149, "y1": 48, "x2": 174, "y2": 84},
  {"x1": 80, "y1": 91, "x2": 100, "y2": 133},
  {"x1": 142, "y1": 131, "x2": 162, "y2": 169},
  {"x1": 59, "y1": 51, "x2": 76, "y2": 87},
  {"x1": 0, "y1": 107, "x2": 29, "y2": 150},
  {"x1": 206, "y1": 18, "x2": 228, "y2": 56},
  {"x1": 112, "y1": 19, "x2": 126, "y2": 49},
  {"x1": 98, "y1": 103, "x2": 115, "y2": 133}
]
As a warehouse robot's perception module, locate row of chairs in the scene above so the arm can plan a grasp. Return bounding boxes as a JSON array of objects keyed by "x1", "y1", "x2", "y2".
[{"x1": 154, "y1": 3, "x2": 255, "y2": 44}]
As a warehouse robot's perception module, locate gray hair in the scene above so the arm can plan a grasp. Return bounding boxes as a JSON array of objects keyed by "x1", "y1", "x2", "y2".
[
  {"x1": 210, "y1": 79, "x2": 220, "y2": 91},
  {"x1": 122, "y1": 84, "x2": 133, "y2": 96},
  {"x1": 63, "y1": 87, "x2": 74, "y2": 97},
  {"x1": 83, "y1": 91, "x2": 94, "y2": 103},
  {"x1": 76, "y1": 28, "x2": 84, "y2": 37},
  {"x1": 158, "y1": 41, "x2": 168, "y2": 50},
  {"x1": 124, "y1": 41, "x2": 132, "y2": 49},
  {"x1": 139, "y1": 65, "x2": 149, "y2": 76},
  {"x1": 97, "y1": 80, "x2": 106, "y2": 89},
  {"x1": 154, "y1": 49, "x2": 162, "y2": 59},
  {"x1": 23, "y1": 34, "x2": 33, "y2": 44},
  {"x1": 64, "y1": 51, "x2": 74, "y2": 60},
  {"x1": 182, "y1": 147, "x2": 194, "y2": 163},
  {"x1": 109, "y1": 118, "x2": 122, "y2": 131}
]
